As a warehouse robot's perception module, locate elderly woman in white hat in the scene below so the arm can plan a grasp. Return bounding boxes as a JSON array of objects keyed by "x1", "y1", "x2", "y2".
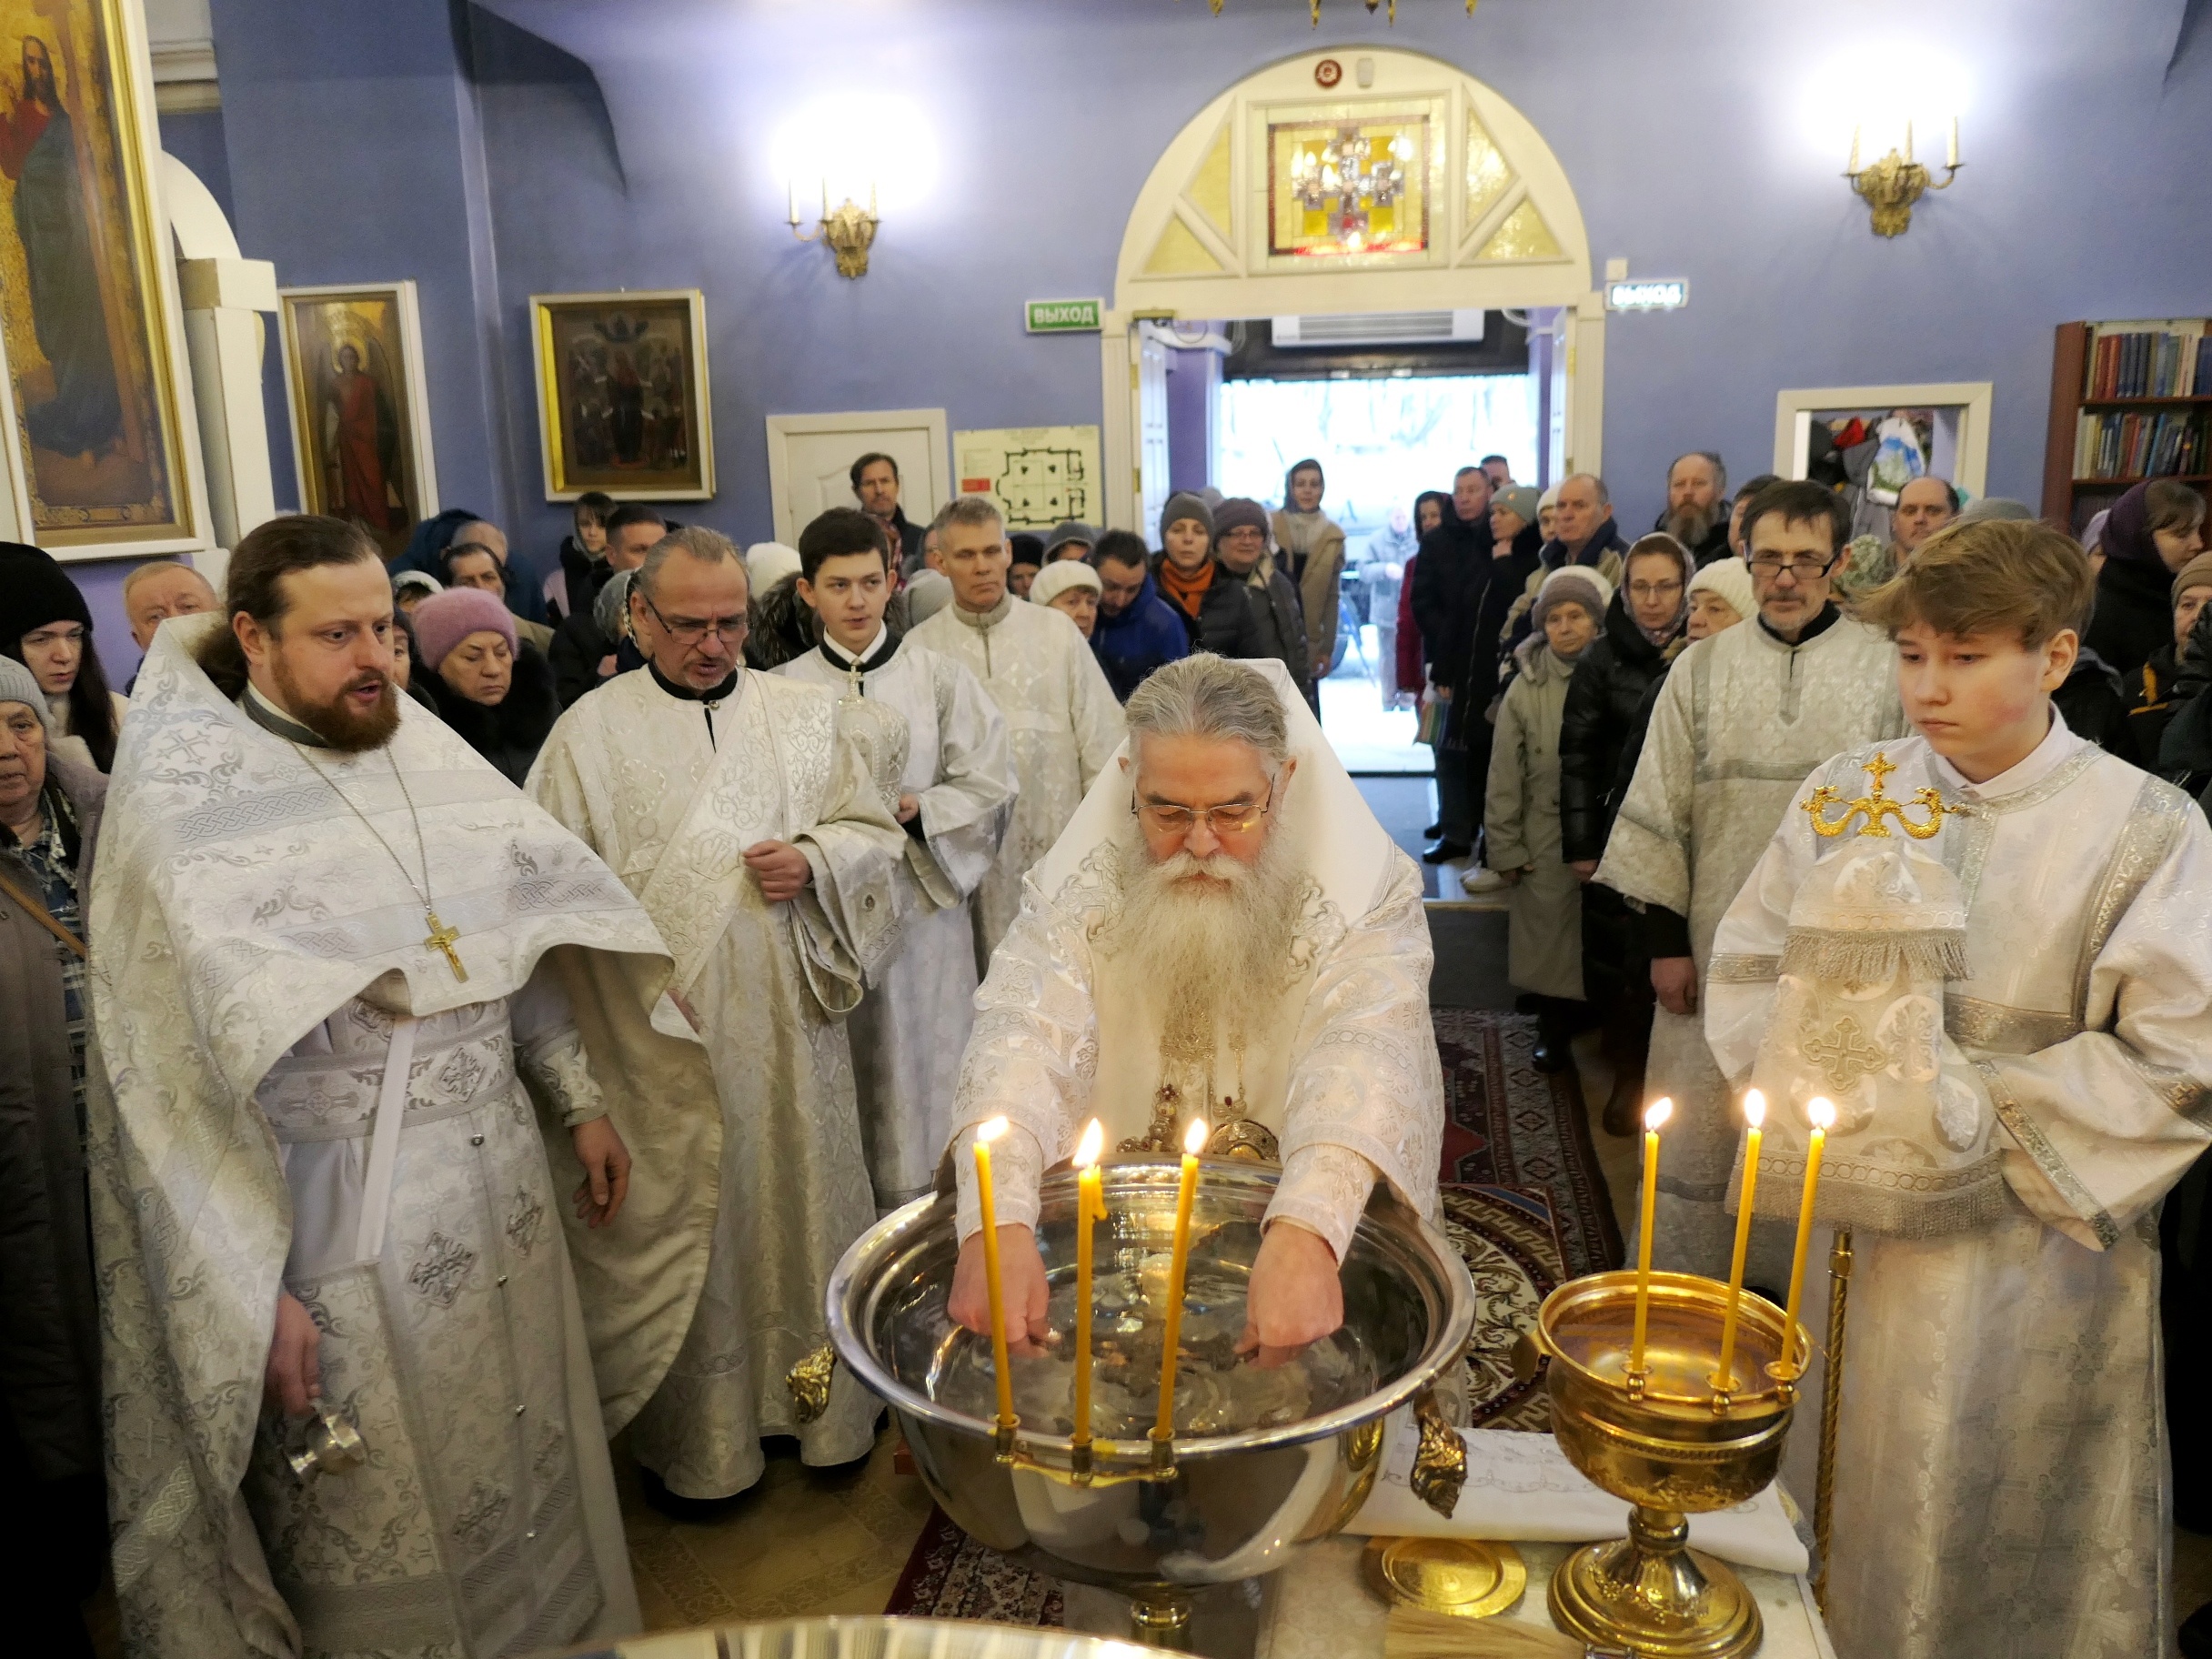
[{"x1": 1030, "y1": 557, "x2": 1102, "y2": 640}]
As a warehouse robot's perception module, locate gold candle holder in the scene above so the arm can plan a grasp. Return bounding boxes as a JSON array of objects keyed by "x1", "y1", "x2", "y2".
[{"x1": 1534, "y1": 1271, "x2": 1804, "y2": 1659}]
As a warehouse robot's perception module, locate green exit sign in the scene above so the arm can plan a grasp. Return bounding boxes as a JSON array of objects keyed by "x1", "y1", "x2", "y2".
[{"x1": 1026, "y1": 298, "x2": 1103, "y2": 334}]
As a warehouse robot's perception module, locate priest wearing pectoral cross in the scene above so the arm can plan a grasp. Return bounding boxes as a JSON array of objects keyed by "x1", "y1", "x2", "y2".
[
  {"x1": 529, "y1": 526, "x2": 911, "y2": 1503},
  {"x1": 90, "y1": 516, "x2": 710, "y2": 1659}
]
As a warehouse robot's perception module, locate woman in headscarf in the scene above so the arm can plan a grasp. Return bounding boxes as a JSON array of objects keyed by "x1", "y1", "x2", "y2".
[
  {"x1": 2085, "y1": 479, "x2": 2207, "y2": 677},
  {"x1": 0, "y1": 544, "x2": 125, "y2": 773},
  {"x1": 1270, "y1": 457, "x2": 1346, "y2": 679},
  {"x1": 1555, "y1": 532, "x2": 1693, "y2": 1132},
  {"x1": 1395, "y1": 491, "x2": 1451, "y2": 709}
]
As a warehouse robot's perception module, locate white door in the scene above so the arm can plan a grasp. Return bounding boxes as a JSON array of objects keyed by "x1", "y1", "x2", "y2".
[
  {"x1": 1136, "y1": 327, "x2": 1171, "y2": 543},
  {"x1": 764, "y1": 407, "x2": 950, "y2": 545}
]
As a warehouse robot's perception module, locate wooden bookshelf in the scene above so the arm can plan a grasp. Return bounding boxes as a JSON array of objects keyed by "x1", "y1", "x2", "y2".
[{"x1": 2044, "y1": 318, "x2": 2211, "y2": 530}]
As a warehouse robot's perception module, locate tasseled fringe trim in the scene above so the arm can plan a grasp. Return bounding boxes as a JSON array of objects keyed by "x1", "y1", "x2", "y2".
[{"x1": 1778, "y1": 926, "x2": 1970, "y2": 986}]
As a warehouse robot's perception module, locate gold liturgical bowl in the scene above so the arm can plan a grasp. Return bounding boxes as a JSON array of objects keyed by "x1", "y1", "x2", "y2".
[{"x1": 1534, "y1": 1271, "x2": 1802, "y2": 1659}]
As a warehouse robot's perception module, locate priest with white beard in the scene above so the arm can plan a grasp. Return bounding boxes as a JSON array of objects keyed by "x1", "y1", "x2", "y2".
[
  {"x1": 90, "y1": 516, "x2": 709, "y2": 1659},
  {"x1": 528, "y1": 527, "x2": 910, "y2": 1503},
  {"x1": 777, "y1": 507, "x2": 1016, "y2": 1212},
  {"x1": 909, "y1": 495, "x2": 1124, "y2": 972},
  {"x1": 944, "y1": 653, "x2": 1443, "y2": 1359}
]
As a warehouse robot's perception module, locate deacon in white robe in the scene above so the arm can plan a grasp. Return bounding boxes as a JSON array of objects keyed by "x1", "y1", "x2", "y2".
[
  {"x1": 1598, "y1": 518, "x2": 1905, "y2": 1282},
  {"x1": 91, "y1": 543, "x2": 710, "y2": 1659},
  {"x1": 909, "y1": 498, "x2": 1123, "y2": 971},
  {"x1": 779, "y1": 623, "x2": 1015, "y2": 1212},
  {"x1": 944, "y1": 655, "x2": 1443, "y2": 1352},
  {"x1": 1707, "y1": 719, "x2": 2212, "y2": 1659},
  {"x1": 529, "y1": 528, "x2": 909, "y2": 1498}
]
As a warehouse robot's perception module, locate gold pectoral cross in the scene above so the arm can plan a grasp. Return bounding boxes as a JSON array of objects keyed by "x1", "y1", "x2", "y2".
[
  {"x1": 1805, "y1": 751, "x2": 1956, "y2": 840},
  {"x1": 423, "y1": 910, "x2": 468, "y2": 981}
]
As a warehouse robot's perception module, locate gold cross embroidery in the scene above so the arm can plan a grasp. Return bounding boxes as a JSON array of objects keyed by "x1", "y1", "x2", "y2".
[
  {"x1": 1805, "y1": 751, "x2": 1956, "y2": 840},
  {"x1": 423, "y1": 910, "x2": 468, "y2": 982}
]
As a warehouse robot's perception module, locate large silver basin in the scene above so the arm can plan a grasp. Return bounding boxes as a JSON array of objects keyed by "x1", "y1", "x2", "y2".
[{"x1": 824, "y1": 1160, "x2": 1473, "y2": 1603}]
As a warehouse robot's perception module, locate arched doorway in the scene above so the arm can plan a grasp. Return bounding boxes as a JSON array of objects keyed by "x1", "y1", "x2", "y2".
[{"x1": 1099, "y1": 46, "x2": 1601, "y2": 536}]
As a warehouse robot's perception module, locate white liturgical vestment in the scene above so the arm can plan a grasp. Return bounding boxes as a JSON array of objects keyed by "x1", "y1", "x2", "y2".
[
  {"x1": 909, "y1": 595, "x2": 1124, "y2": 971},
  {"x1": 90, "y1": 622, "x2": 701, "y2": 1659},
  {"x1": 949, "y1": 660, "x2": 1443, "y2": 1260},
  {"x1": 1706, "y1": 718, "x2": 2212, "y2": 1659},
  {"x1": 529, "y1": 665, "x2": 908, "y2": 1496},
  {"x1": 1597, "y1": 609, "x2": 1905, "y2": 1281},
  {"x1": 779, "y1": 629, "x2": 1016, "y2": 1210}
]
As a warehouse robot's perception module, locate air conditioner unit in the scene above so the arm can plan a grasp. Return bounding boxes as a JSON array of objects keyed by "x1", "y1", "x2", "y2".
[{"x1": 1271, "y1": 309, "x2": 1486, "y2": 347}]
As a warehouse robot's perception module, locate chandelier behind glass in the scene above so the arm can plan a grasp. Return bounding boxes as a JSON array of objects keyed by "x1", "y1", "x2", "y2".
[{"x1": 1289, "y1": 125, "x2": 1412, "y2": 252}]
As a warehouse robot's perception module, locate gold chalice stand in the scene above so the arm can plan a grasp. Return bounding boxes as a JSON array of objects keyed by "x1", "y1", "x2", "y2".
[{"x1": 1533, "y1": 1271, "x2": 1803, "y2": 1659}]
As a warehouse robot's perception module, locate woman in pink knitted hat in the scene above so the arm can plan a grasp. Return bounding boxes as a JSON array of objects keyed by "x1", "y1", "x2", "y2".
[{"x1": 410, "y1": 587, "x2": 559, "y2": 784}]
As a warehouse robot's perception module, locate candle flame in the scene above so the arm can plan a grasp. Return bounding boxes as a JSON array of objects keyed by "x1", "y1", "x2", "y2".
[
  {"x1": 1183, "y1": 1119, "x2": 1210, "y2": 1157},
  {"x1": 1644, "y1": 1098, "x2": 1673, "y2": 1131},
  {"x1": 1075, "y1": 1119, "x2": 1104, "y2": 1168},
  {"x1": 1743, "y1": 1090, "x2": 1767, "y2": 1129},
  {"x1": 1807, "y1": 1097, "x2": 1836, "y2": 1131},
  {"x1": 976, "y1": 1117, "x2": 1008, "y2": 1145}
]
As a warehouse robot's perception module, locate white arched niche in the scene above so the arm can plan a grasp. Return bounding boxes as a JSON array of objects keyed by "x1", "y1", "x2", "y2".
[{"x1": 1099, "y1": 47, "x2": 1603, "y2": 533}]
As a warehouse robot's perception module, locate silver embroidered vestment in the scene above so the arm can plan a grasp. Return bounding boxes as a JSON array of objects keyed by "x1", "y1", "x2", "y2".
[
  {"x1": 1705, "y1": 720, "x2": 2212, "y2": 1659},
  {"x1": 778, "y1": 638, "x2": 1016, "y2": 1211}
]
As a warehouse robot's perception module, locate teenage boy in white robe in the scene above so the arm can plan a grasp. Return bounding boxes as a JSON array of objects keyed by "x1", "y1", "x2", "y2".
[
  {"x1": 778, "y1": 508, "x2": 1016, "y2": 1212},
  {"x1": 1706, "y1": 517, "x2": 2212, "y2": 1659}
]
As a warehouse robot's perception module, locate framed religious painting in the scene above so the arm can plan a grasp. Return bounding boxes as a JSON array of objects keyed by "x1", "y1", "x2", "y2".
[
  {"x1": 277, "y1": 282, "x2": 441, "y2": 562},
  {"x1": 0, "y1": 0, "x2": 206, "y2": 556},
  {"x1": 1246, "y1": 93, "x2": 1448, "y2": 275},
  {"x1": 530, "y1": 288, "x2": 714, "y2": 501}
]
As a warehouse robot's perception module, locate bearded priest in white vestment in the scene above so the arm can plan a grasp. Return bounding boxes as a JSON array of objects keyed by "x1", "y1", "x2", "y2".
[
  {"x1": 1597, "y1": 483, "x2": 1905, "y2": 1283},
  {"x1": 90, "y1": 518, "x2": 713, "y2": 1659},
  {"x1": 909, "y1": 496, "x2": 1123, "y2": 973},
  {"x1": 942, "y1": 653, "x2": 1442, "y2": 1361},
  {"x1": 777, "y1": 508, "x2": 1016, "y2": 1212},
  {"x1": 528, "y1": 528, "x2": 910, "y2": 1499},
  {"x1": 1706, "y1": 520, "x2": 2212, "y2": 1659}
]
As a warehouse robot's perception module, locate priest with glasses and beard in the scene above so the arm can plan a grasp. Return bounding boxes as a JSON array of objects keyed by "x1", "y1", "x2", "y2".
[
  {"x1": 946, "y1": 653, "x2": 1443, "y2": 1361},
  {"x1": 88, "y1": 515, "x2": 709, "y2": 1658}
]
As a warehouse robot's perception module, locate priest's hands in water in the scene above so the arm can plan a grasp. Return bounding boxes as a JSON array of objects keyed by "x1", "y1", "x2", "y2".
[
  {"x1": 1652, "y1": 954, "x2": 1699, "y2": 1016},
  {"x1": 266, "y1": 1290, "x2": 322, "y2": 1417},
  {"x1": 949, "y1": 1224, "x2": 1054, "y2": 1353},
  {"x1": 743, "y1": 838, "x2": 813, "y2": 902},
  {"x1": 570, "y1": 1116, "x2": 632, "y2": 1228},
  {"x1": 1237, "y1": 1220, "x2": 1343, "y2": 1370}
]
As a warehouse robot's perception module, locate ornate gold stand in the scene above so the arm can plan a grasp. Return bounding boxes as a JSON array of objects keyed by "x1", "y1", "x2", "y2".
[{"x1": 1535, "y1": 1272, "x2": 1802, "y2": 1659}]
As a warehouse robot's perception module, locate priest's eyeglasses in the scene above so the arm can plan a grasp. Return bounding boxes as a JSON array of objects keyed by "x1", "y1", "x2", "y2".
[
  {"x1": 641, "y1": 593, "x2": 749, "y2": 646},
  {"x1": 1133, "y1": 778, "x2": 1276, "y2": 837}
]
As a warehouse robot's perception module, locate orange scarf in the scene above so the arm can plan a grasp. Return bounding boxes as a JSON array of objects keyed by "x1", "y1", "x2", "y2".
[{"x1": 1158, "y1": 558, "x2": 1214, "y2": 618}]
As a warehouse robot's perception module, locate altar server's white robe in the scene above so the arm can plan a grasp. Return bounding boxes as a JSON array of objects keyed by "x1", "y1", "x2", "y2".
[
  {"x1": 1707, "y1": 720, "x2": 2212, "y2": 1659},
  {"x1": 909, "y1": 596, "x2": 1123, "y2": 970},
  {"x1": 1597, "y1": 612, "x2": 1905, "y2": 1279},
  {"x1": 779, "y1": 636, "x2": 1016, "y2": 1211},
  {"x1": 91, "y1": 624, "x2": 703, "y2": 1659},
  {"x1": 528, "y1": 667, "x2": 908, "y2": 1495}
]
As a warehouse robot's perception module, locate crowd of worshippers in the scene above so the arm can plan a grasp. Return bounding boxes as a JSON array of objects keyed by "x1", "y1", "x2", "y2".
[{"x1": 2, "y1": 437, "x2": 2210, "y2": 1654}]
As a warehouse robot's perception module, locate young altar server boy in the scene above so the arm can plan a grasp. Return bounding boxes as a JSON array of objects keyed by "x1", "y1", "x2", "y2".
[{"x1": 1704, "y1": 516, "x2": 2212, "y2": 1659}]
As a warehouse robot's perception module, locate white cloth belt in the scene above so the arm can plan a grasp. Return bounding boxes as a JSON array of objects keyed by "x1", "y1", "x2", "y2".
[{"x1": 354, "y1": 1015, "x2": 418, "y2": 1265}]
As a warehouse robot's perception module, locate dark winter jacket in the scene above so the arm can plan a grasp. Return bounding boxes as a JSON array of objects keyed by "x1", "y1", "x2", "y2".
[
  {"x1": 549, "y1": 609, "x2": 615, "y2": 708},
  {"x1": 425, "y1": 642, "x2": 560, "y2": 787},
  {"x1": 1154, "y1": 556, "x2": 1267, "y2": 661},
  {"x1": 1409, "y1": 508, "x2": 1499, "y2": 689},
  {"x1": 2054, "y1": 649, "x2": 2139, "y2": 766},
  {"x1": 2084, "y1": 556, "x2": 2176, "y2": 680},
  {"x1": 1557, "y1": 596, "x2": 1683, "y2": 862},
  {"x1": 1443, "y1": 522, "x2": 1544, "y2": 748},
  {"x1": 2123, "y1": 641, "x2": 2183, "y2": 769},
  {"x1": 1091, "y1": 569, "x2": 1190, "y2": 701},
  {"x1": 1240, "y1": 558, "x2": 1312, "y2": 699},
  {"x1": 556, "y1": 535, "x2": 604, "y2": 623},
  {"x1": 0, "y1": 755, "x2": 105, "y2": 1482}
]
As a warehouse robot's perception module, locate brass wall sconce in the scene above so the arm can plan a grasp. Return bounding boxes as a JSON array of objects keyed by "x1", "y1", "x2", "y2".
[
  {"x1": 789, "y1": 182, "x2": 879, "y2": 278},
  {"x1": 1845, "y1": 117, "x2": 1961, "y2": 237}
]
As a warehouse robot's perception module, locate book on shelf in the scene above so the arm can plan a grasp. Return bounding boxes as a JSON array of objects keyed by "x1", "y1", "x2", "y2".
[
  {"x1": 2074, "y1": 407, "x2": 2207, "y2": 480},
  {"x1": 2085, "y1": 320, "x2": 2206, "y2": 400}
]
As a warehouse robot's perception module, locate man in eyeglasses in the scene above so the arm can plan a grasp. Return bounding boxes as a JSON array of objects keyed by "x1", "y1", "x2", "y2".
[
  {"x1": 942, "y1": 653, "x2": 1443, "y2": 1370},
  {"x1": 1595, "y1": 480, "x2": 1906, "y2": 1285},
  {"x1": 528, "y1": 525, "x2": 911, "y2": 1508}
]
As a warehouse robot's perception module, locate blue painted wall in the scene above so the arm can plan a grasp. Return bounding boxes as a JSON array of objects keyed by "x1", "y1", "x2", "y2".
[{"x1": 177, "y1": 0, "x2": 2212, "y2": 590}]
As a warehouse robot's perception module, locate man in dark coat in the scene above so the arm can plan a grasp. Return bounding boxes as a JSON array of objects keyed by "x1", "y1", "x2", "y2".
[
  {"x1": 1411, "y1": 466, "x2": 1498, "y2": 860},
  {"x1": 1559, "y1": 534, "x2": 1691, "y2": 1132},
  {"x1": 1655, "y1": 451, "x2": 1734, "y2": 568},
  {"x1": 0, "y1": 655, "x2": 106, "y2": 1657},
  {"x1": 1091, "y1": 530, "x2": 1189, "y2": 700}
]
